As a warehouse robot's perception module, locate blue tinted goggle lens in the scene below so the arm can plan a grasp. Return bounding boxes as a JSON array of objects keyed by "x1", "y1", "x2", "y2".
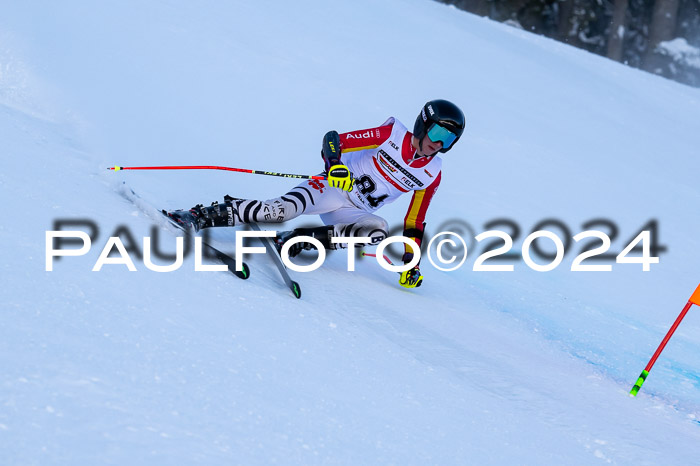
[{"x1": 426, "y1": 124, "x2": 457, "y2": 149}]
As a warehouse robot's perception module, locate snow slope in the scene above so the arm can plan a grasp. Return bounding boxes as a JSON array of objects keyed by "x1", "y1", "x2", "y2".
[{"x1": 2, "y1": 0, "x2": 700, "y2": 463}]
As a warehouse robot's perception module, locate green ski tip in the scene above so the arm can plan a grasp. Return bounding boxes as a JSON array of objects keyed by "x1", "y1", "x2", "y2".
[{"x1": 292, "y1": 281, "x2": 301, "y2": 299}]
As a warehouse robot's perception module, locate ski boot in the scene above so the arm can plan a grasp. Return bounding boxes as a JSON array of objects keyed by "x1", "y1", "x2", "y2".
[
  {"x1": 164, "y1": 205, "x2": 206, "y2": 232},
  {"x1": 165, "y1": 196, "x2": 242, "y2": 232}
]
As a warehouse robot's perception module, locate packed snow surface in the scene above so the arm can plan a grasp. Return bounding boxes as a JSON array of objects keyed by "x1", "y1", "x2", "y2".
[{"x1": 1, "y1": 0, "x2": 700, "y2": 463}]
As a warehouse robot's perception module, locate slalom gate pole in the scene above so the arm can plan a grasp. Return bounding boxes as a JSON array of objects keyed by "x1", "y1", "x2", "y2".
[
  {"x1": 630, "y1": 283, "x2": 700, "y2": 396},
  {"x1": 108, "y1": 165, "x2": 326, "y2": 181}
]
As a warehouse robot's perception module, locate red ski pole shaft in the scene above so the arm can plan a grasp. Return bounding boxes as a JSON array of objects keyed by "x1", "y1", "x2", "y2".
[
  {"x1": 361, "y1": 252, "x2": 406, "y2": 275},
  {"x1": 360, "y1": 252, "x2": 395, "y2": 265},
  {"x1": 108, "y1": 165, "x2": 326, "y2": 181}
]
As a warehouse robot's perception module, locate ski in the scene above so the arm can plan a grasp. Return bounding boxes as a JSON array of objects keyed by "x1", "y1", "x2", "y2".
[
  {"x1": 161, "y1": 210, "x2": 250, "y2": 279},
  {"x1": 249, "y1": 223, "x2": 301, "y2": 299},
  {"x1": 117, "y1": 182, "x2": 250, "y2": 280}
]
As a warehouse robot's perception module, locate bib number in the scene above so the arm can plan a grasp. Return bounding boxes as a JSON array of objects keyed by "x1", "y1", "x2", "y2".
[{"x1": 356, "y1": 175, "x2": 388, "y2": 208}]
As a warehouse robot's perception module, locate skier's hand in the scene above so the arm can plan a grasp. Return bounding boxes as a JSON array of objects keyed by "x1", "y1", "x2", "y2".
[
  {"x1": 327, "y1": 164, "x2": 354, "y2": 192},
  {"x1": 399, "y1": 266, "x2": 423, "y2": 288}
]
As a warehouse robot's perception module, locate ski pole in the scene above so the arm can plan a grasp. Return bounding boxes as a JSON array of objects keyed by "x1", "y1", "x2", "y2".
[
  {"x1": 361, "y1": 251, "x2": 395, "y2": 265},
  {"x1": 630, "y1": 283, "x2": 700, "y2": 396},
  {"x1": 108, "y1": 165, "x2": 326, "y2": 181},
  {"x1": 361, "y1": 252, "x2": 403, "y2": 274}
]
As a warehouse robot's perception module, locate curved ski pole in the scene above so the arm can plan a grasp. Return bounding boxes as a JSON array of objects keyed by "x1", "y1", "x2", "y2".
[
  {"x1": 109, "y1": 164, "x2": 326, "y2": 181},
  {"x1": 360, "y1": 251, "x2": 401, "y2": 274}
]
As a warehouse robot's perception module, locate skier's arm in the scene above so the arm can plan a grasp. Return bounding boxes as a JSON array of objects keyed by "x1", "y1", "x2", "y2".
[
  {"x1": 398, "y1": 173, "x2": 441, "y2": 288},
  {"x1": 321, "y1": 124, "x2": 393, "y2": 168},
  {"x1": 338, "y1": 124, "x2": 393, "y2": 154},
  {"x1": 321, "y1": 124, "x2": 392, "y2": 191},
  {"x1": 320, "y1": 131, "x2": 353, "y2": 191},
  {"x1": 321, "y1": 131, "x2": 342, "y2": 171},
  {"x1": 402, "y1": 172, "x2": 442, "y2": 264},
  {"x1": 321, "y1": 130, "x2": 353, "y2": 191}
]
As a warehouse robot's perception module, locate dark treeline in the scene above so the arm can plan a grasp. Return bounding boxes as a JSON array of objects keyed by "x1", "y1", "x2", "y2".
[{"x1": 438, "y1": 0, "x2": 700, "y2": 87}]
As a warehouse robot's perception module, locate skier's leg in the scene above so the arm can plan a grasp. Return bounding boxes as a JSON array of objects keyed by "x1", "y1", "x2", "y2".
[
  {"x1": 235, "y1": 179, "x2": 346, "y2": 223},
  {"x1": 166, "y1": 179, "x2": 345, "y2": 231},
  {"x1": 277, "y1": 208, "x2": 389, "y2": 257},
  {"x1": 320, "y1": 208, "x2": 389, "y2": 248}
]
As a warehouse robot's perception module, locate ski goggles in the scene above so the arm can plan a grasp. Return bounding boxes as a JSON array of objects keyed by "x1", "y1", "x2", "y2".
[{"x1": 426, "y1": 123, "x2": 457, "y2": 149}]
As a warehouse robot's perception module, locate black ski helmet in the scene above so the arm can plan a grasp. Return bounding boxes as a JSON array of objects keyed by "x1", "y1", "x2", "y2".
[{"x1": 413, "y1": 99, "x2": 465, "y2": 153}]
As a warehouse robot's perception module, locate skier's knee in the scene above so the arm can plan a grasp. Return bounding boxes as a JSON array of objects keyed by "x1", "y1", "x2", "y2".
[
  {"x1": 363, "y1": 218, "x2": 388, "y2": 245},
  {"x1": 336, "y1": 217, "x2": 388, "y2": 246}
]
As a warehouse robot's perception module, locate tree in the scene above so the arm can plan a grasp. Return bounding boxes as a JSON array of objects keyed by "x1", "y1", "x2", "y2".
[
  {"x1": 607, "y1": 0, "x2": 630, "y2": 62},
  {"x1": 437, "y1": 0, "x2": 700, "y2": 87},
  {"x1": 557, "y1": 0, "x2": 577, "y2": 44},
  {"x1": 438, "y1": 0, "x2": 491, "y2": 16},
  {"x1": 642, "y1": 0, "x2": 681, "y2": 72}
]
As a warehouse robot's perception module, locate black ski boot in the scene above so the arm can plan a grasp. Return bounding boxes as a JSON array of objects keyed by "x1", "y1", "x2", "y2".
[
  {"x1": 275, "y1": 225, "x2": 334, "y2": 257},
  {"x1": 164, "y1": 205, "x2": 206, "y2": 232},
  {"x1": 165, "y1": 196, "x2": 242, "y2": 232}
]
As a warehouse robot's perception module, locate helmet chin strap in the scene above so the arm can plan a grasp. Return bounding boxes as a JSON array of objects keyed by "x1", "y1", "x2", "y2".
[
  {"x1": 414, "y1": 135, "x2": 428, "y2": 158},
  {"x1": 412, "y1": 135, "x2": 432, "y2": 159}
]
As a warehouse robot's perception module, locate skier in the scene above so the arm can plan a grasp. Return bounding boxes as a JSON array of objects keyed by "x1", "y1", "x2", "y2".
[{"x1": 167, "y1": 99, "x2": 465, "y2": 288}]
